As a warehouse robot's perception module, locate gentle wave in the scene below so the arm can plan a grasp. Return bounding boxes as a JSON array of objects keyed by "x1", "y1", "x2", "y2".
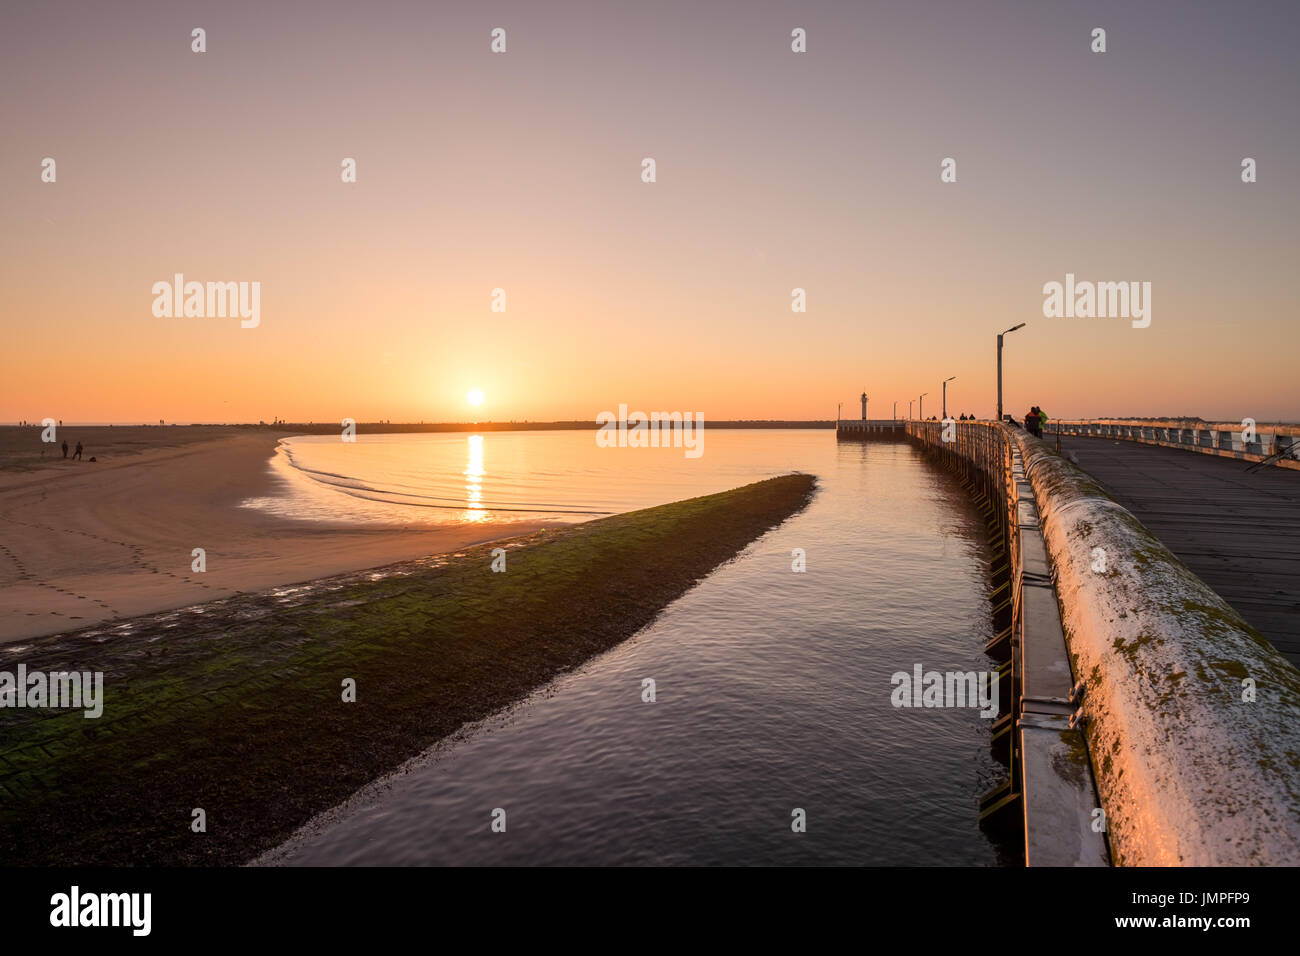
[
  {"x1": 246, "y1": 430, "x2": 805, "y2": 527},
  {"x1": 277, "y1": 439, "x2": 611, "y2": 515}
]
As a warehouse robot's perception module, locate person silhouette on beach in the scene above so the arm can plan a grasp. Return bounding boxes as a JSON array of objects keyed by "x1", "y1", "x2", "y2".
[
  {"x1": 61, "y1": 440, "x2": 68, "y2": 458},
  {"x1": 73, "y1": 442, "x2": 83, "y2": 461}
]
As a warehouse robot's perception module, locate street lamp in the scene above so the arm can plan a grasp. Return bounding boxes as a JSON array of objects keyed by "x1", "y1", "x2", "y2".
[
  {"x1": 908, "y1": 400, "x2": 913, "y2": 419},
  {"x1": 997, "y1": 323, "x2": 1026, "y2": 423},
  {"x1": 892, "y1": 401, "x2": 897, "y2": 421},
  {"x1": 942, "y1": 376, "x2": 956, "y2": 419},
  {"x1": 919, "y1": 392, "x2": 928, "y2": 420}
]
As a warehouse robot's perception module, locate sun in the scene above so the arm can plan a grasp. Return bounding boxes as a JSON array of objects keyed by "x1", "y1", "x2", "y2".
[{"x1": 466, "y1": 388, "x2": 485, "y2": 407}]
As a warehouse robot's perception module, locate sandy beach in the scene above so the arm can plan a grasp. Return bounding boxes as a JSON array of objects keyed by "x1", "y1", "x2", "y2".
[{"x1": 0, "y1": 426, "x2": 543, "y2": 642}]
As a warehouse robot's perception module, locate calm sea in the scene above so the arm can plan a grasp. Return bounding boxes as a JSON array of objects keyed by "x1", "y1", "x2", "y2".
[
  {"x1": 245, "y1": 429, "x2": 838, "y2": 525},
  {"x1": 256, "y1": 430, "x2": 1005, "y2": 865}
]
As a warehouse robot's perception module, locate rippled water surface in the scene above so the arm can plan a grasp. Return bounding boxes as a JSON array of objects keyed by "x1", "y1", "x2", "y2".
[
  {"x1": 246, "y1": 429, "x2": 850, "y2": 524},
  {"x1": 263, "y1": 432, "x2": 1003, "y2": 865}
]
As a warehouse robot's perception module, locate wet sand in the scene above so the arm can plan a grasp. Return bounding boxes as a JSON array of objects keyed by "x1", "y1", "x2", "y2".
[{"x1": 0, "y1": 426, "x2": 543, "y2": 642}]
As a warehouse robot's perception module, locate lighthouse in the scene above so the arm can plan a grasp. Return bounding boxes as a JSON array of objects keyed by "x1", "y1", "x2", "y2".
[{"x1": 860, "y1": 392, "x2": 868, "y2": 421}]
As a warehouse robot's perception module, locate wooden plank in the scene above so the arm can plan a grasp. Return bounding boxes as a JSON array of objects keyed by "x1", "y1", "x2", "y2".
[{"x1": 1060, "y1": 435, "x2": 1300, "y2": 668}]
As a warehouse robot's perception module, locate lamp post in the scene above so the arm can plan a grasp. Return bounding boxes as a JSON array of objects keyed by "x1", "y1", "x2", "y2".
[
  {"x1": 908, "y1": 400, "x2": 913, "y2": 419},
  {"x1": 892, "y1": 401, "x2": 897, "y2": 421},
  {"x1": 942, "y1": 376, "x2": 956, "y2": 419},
  {"x1": 919, "y1": 392, "x2": 928, "y2": 420},
  {"x1": 997, "y1": 323, "x2": 1026, "y2": 423}
]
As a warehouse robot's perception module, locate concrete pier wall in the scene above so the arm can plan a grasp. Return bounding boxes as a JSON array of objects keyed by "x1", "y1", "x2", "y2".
[
  {"x1": 911, "y1": 420, "x2": 1300, "y2": 864},
  {"x1": 1015, "y1": 429, "x2": 1300, "y2": 865}
]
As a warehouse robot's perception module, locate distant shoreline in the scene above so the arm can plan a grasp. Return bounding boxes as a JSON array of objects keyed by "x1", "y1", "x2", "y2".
[{"x1": 1, "y1": 420, "x2": 837, "y2": 432}]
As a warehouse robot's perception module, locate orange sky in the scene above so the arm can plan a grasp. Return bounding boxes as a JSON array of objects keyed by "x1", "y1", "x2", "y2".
[{"x1": 3, "y1": 1, "x2": 1298, "y2": 424}]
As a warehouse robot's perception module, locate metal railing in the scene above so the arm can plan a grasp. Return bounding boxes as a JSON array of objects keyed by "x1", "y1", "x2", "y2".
[
  {"x1": 906, "y1": 422, "x2": 1014, "y2": 595},
  {"x1": 905, "y1": 420, "x2": 1109, "y2": 865},
  {"x1": 835, "y1": 419, "x2": 904, "y2": 440},
  {"x1": 1053, "y1": 419, "x2": 1299, "y2": 470}
]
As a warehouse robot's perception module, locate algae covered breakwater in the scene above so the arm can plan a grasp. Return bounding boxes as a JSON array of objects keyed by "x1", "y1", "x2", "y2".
[{"x1": 0, "y1": 474, "x2": 816, "y2": 865}]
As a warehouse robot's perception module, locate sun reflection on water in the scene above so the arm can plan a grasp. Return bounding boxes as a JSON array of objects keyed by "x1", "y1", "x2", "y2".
[{"x1": 463, "y1": 434, "x2": 486, "y2": 521}]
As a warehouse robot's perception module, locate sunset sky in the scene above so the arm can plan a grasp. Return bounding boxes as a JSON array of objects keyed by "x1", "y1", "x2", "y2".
[{"x1": 3, "y1": 0, "x2": 1298, "y2": 424}]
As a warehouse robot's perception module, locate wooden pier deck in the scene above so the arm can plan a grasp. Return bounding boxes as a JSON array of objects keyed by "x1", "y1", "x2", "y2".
[{"x1": 1056, "y1": 433, "x2": 1300, "y2": 667}]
